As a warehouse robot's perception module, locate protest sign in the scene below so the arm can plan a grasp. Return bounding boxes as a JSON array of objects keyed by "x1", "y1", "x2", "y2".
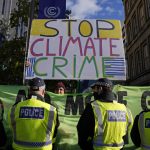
[{"x1": 25, "y1": 19, "x2": 126, "y2": 80}]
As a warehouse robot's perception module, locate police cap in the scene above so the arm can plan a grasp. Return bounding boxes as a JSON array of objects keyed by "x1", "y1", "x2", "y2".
[
  {"x1": 29, "y1": 77, "x2": 45, "y2": 91},
  {"x1": 91, "y1": 78, "x2": 113, "y2": 88}
]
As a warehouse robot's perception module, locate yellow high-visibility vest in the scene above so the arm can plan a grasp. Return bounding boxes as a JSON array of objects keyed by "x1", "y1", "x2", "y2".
[
  {"x1": 91, "y1": 100, "x2": 133, "y2": 150},
  {"x1": 8, "y1": 98, "x2": 57, "y2": 150},
  {"x1": 138, "y1": 111, "x2": 150, "y2": 150}
]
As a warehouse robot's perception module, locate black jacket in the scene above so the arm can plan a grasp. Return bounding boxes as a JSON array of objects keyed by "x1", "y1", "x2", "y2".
[{"x1": 77, "y1": 103, "x2": 94, "y2": 150}]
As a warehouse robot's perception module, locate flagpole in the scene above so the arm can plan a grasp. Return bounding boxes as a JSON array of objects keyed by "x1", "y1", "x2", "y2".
[{"x1": 23, "y1": 0, "x2": 35, "y2": 85}]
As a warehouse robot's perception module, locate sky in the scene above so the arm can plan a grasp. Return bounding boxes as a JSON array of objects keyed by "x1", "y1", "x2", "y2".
[{"x1": 66, "y1": 0, "x2": 125, "y2": 21}]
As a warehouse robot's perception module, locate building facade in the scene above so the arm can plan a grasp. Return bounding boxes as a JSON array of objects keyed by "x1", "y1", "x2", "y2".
[
  {"x1": 123, "y1": 0, "x2": 150, "y2": 85},
  {"x1": 0, "y1": 0, "x2": 17, "y2": 39},
  {"x1": 0, "y1": 0, "x2": 17, "y2": 20},
  {"x1": 0, "y1": 0, "x2": 27, "y2": 40}
]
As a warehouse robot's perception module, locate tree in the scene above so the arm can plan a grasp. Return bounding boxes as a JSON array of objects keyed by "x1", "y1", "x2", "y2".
[
  {"x1": 10, "y1": 0, "x2": 30, "y2": 28},
  {"x1": 0, "y1": 38, "x2": 26, "y2": 84},
  {"x1": 0, "y1": 18, "x2": 9, "y2": 40},
  {"x1": 0, "y1": 0, "x2": 31, "y2": 84}
]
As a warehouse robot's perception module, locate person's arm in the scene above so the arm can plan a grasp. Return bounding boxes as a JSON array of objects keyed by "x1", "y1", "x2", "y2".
[
  {"x1": 77, "y1": 103, "x2": 95, "y2": 150},
  {"x1": 130, "y1": 114, "x2": 141, "y2": 147}
]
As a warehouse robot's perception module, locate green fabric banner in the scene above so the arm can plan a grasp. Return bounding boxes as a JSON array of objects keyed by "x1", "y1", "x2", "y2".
[{"x1": 0, "y1": 85, "x2": 150, "y2": 149}]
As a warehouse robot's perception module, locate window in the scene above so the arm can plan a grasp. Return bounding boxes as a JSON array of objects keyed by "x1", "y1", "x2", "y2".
[
  {"x1": 127, "y1": 22, "x2": 132, "y2": 43},
  {"x1": 137, "y1": 49, "x2": 143, "y2": 74},
  {"x1": 138, "y1": 3, "x2": 145, "y2": 28},
  {"x1": 134, "y1": 50, "x2": 138, "y2": 75},
  {"x1": 125, "y1": 0, "x2": 130, "y2": 15},
  {"x1": 126, "y1": 58, "x2": 129, "y2": 79},
  {"x1": 2, "y1": 0, "x2": 5, "y2": 15},
  {"x1": 129, "y1": 54, "x2": 134, "y2": 78},
  {"x1": 134, "y1": 48, "x2": 141, "y2": 75},
  {"x1": 127, "y1": 55, "x2": 131, "y2": 78},
  {"x1": 147, "y1": 0, "x2": 150, "y2": 18},
  {"x1": 132, "y1": 13, "x2": 138, "y2": 38},
  {"x1": 143, "y1": 43, "x2": 150, "y2": 70},
  {"x1": 132, "y1": 53, "x2": 136, "y2": 77}
]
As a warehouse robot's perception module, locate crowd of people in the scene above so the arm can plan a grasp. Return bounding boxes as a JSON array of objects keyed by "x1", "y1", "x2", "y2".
[{"x1": 0, "y1": 77, "x2": 150, "y2": 150}]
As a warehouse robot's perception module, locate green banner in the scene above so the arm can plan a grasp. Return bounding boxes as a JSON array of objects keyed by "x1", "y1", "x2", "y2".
[{"x1": 1, "y1": 85, "x2": 150, "y2": 149}]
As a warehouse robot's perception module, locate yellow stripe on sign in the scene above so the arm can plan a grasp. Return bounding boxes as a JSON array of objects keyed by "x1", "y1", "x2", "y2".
[
  {"x1": 98, "y1": 20, "x2": 122, "y2": 38},
  {"x1": 31, "y1": 20, "x2": 58, "y2": 36}
]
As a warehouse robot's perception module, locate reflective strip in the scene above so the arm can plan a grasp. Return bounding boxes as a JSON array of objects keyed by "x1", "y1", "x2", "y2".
[
  {"x1": 14, "y1": 139, "x2": 52, "y2": 147},
  {"x1": 141, "y1": 144, "x2": 150, "y2": 149},
  {"x1": 92, "y1": 101, "x2": 103, "y2": 143},
  {"x1": 94, "y1": 142, "x2": 124, "y2": 147},
  {"x1": 10, "y1": 105, "x2": 17, "y2": 139},
  {"x1": 138, "y1": 113, "x2": 145, "y2": 138},
  {"x1": 10, "y1": 103, "x2": 55, "y2": 147},
  {"x1": 126, "y1": 108, "x2": 132, "y2": 127},
  {"x1": 46, "y1": 105, "x2": 55, "y2": 141}
]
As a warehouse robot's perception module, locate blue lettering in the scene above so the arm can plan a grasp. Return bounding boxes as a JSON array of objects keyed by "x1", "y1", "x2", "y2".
[{"x1": 107, "y1": 110, "x2": 126, "y2": 122}]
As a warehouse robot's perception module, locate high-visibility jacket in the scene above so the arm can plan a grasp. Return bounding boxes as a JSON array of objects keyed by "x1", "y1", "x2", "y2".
[
  {"x1": 91, "y1": 100, "x2": 133, "y2": 150},
  {"x1": 8, "y1": 98, "x2": 57, "y2": 150},
  {"x1": 138, "y1": 111, "x2": 150, "y2": 150}
]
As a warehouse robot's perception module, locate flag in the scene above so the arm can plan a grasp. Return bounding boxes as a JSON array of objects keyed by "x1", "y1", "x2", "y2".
[
  {"x1": 103, "y1": 58, "x2": 126, "y2": 76},
  {"x1": 38, "y1": 0, "x2": 66, "y2": 19}
]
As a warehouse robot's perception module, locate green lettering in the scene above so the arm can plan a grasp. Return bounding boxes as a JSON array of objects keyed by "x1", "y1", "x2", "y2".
[
  {"x1": 34, "y1": 57, "x2": 47, "y2": 76},
  {"x1": 52, "y1": 57, "x2": 67, "y2": 78},
  {"x1": 78, "y1": 56, "x2": 99, "y2": 78}
]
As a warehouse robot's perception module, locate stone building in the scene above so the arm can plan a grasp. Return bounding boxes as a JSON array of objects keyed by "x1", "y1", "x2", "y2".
[{"x1": 122, "y1": 0, "x2": 150, "y2": 85}]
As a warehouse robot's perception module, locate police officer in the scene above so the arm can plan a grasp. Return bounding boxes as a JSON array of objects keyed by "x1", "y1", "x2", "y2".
[
  {"x1": 8, "y1": 77, "x2": 59, "y2": 150},
  {"x1": 77, "y1": 78, "x2": 133, "y2": 150},
  {"x1": 131, "y1": 109, "x2": 150, "y2": 149}
]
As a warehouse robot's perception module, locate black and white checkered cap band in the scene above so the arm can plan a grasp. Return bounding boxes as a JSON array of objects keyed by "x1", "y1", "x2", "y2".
[{"x1": 95, "y1": 82, "x2": 112, "y2": 87}]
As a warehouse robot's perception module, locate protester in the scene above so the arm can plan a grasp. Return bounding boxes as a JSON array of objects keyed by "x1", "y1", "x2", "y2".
[
  {"x1": 8, "y1": 77, "x2": 59, "y2": 150},
  {"x1": 131, "y1": 108, "x2": 150, "y2": 149},
  {"x1": 55, "y1": 82, "x2": 66, "y2": 95},
  {"x1": 0, "y1": 99, "x2": 7, "y2": 149},
  {"x1": 77, "y1": 78, "x2": 133, "y2": 150}
]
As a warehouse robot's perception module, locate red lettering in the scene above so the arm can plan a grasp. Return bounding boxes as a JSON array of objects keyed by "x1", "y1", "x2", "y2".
[
  {"x1": 46, "y1": 39, "x2": 56, "y2": 56},
  {"x1": 94, "y1": 38, "x2": 107, "y2": 56},
  {"x1": 84, "y1": 37, "x2": 96, "y2": 56},
  {"x1": 58, "y1": 36, "x2": 63, "y2": 56},
  {"x1": 30, "y1": 38, "x2": 44, "y2": 56},
  {"x1": 62, "y1": 37, "x2": 83, "y2": 56},
  {"x1": 110, "y1": 38, "x2": 120, "y2": 56}
]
